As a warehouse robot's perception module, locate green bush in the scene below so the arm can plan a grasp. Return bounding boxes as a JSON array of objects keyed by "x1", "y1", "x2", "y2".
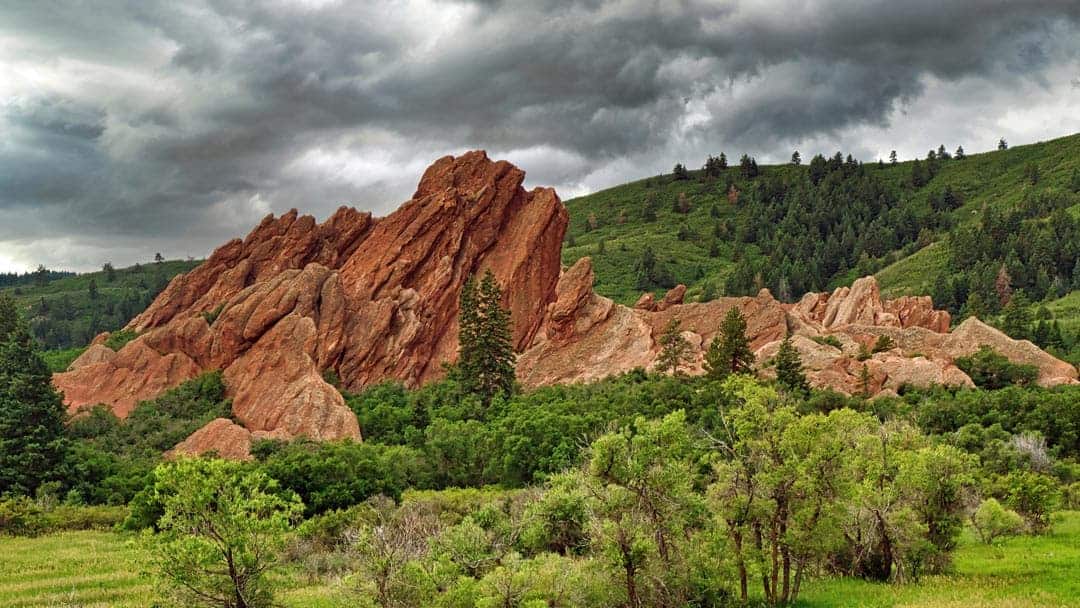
[
  {"x1": 103, "y1": 329, "x2": 138, "y2": 351},
  {"x1": 812, "y1": 335, "x2": 843, "y2": 349},
  {"x1": 971, "y1": 498, "x2": 1024, "y2": 544},
  {"x1": 0, "y1": 499, "x2": 126, "y2": 536},
  {"x1": 955, "y1": 346, "x2": 1039, "y2": 389}
]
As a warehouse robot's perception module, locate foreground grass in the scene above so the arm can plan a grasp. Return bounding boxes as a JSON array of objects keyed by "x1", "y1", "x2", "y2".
[
  {"x1": 796, "y1": 512, "x2": 1080, "y2": 607},
  {"x1": 3, "y1": 513, "x2": 1078, "y2": 607},
  {"x1": 0, "y1": 531, "x2": 347, "y2": 608}
]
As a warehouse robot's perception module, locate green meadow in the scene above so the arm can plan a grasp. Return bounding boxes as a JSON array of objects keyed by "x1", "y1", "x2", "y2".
[{"x1": 4, "y1": 513, "x2": 1078, "y2": 608}]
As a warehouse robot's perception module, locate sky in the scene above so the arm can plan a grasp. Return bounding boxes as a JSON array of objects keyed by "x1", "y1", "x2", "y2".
[{"x1": 2, "y1": 1, "x2": 1080, "y2": 273}]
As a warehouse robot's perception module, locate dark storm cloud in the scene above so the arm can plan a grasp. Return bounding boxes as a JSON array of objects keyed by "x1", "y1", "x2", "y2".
[{"x1": 1, "y1": 0, "x2": 1079, "y2": 271}]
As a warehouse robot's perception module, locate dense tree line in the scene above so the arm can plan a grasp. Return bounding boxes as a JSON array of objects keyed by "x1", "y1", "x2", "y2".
[{"x1": 721, "y1": 151, "x2": 953, "y2": 298}]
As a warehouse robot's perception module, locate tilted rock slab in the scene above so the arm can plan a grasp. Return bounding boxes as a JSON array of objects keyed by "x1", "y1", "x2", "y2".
[{"x1": 54, "y1": 151, "x2": 568, "y2": 457}]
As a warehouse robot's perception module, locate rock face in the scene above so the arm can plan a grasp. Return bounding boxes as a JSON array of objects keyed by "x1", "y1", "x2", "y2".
[
  {"x1": 53, "y1": 152, "x2": 1077, "y2": 458},
  {"x1": 518, "y1": 259, "x2": 1077, "y2": 394},
  {"x1": 54, "y1": 151, "x2": 568, "y2": 457}
]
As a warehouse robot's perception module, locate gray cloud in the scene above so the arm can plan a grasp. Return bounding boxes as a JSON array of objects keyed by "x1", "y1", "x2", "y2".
[{"x1": 1, "y1": 0, "x2": 1080, "y2": 271}]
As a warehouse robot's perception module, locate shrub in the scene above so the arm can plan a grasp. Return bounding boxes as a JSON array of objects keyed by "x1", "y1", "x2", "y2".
[
  {"x1": 955, "y1": 346, "x2": 1038, "y2": 389},
  {"x1": 103, "y1": 329, "x2": 138, "y2": 351},
  {"x1": 872, "y1": 335, "x2": 896, "y2": 353},
  {"x1": 971, "y1": 498, "x2": 1024, "y2": 544},
  {"x1": 811, "y1": 335, "x2": 843, "y2": 349},
  {"x1": 1004, "y1": 471, "x2": 1060, "y2": 533}
]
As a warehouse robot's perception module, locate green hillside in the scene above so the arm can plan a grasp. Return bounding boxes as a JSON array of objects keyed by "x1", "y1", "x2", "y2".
[
  {"x1": 562, "y1": 133, "x2": 1080, "y2": 362},
  {"x1": 0, "y1": 259, "x2": 200, "y2": 353}
]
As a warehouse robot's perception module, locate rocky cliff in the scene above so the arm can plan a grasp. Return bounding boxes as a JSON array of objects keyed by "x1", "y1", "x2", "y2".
[{"x1": 53, "y1": 153, "x2": 1078, "y2": 458}]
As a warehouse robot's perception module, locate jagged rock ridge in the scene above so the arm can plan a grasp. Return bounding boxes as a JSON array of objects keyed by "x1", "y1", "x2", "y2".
[{"x1": 53, "y1": 153, "x2": 1077, "y2": 457}]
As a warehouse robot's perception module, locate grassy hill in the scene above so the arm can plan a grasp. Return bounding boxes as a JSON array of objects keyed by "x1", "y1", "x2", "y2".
[
  {"x1": 562, "y1": 133, "x2": 1080, "y2": 363},
  {"x1": 0, "y1": 259, "x2": 200, "y2": 357}
]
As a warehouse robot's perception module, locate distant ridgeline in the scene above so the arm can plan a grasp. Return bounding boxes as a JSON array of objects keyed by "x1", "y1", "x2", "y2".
[
  {"x1": 563, "y1": 134, "x2": 1080, "y2": 363},
  {"x1": 0, "y1": 259, "x2": 201, "y2": 350}
]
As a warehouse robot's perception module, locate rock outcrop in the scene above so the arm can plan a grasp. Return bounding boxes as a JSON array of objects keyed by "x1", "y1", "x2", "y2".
[
  {"x1": 53, "y1": 152, "x2": 1076, "y2": 459},
  {"x1": 54, "y1": 151, "x2": 568, "y2": 457},
  {"x1": 518, "y1": 259, "x2": 1076, "y2": 394}
]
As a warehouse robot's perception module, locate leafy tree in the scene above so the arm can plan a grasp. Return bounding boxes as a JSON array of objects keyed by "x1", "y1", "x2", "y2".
[
  {"x1": 458, "y1": 270, "x2": 516, "y2": 406},
  {"x1": 582, "y1": 411, "x2": 712, "y2": 607},
  {"x1": 143, "y1": 458, "x2": 303, "y2": 608},
  {"x1": 704, "y1": 307, "x2": 754, "y2": 380},
  {"x1": 971, "y1": 498, "x2": 1023, "y2": 544},
  {"x1": 655, "y1": 319, "x2": 691, "y2": 375},
  {"x1": 0, "y1": 304, "x2": 67, "y2": 497},
  {"x1": 1004, "y1": 470, "x2": 1060, "y2": 533},
  {"x1": 773, "y1": 337, "x2": 809, "y2": 395}
]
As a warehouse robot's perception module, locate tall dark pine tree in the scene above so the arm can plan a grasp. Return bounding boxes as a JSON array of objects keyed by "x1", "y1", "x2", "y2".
[
  {"x1": 773, "y1": 336, "x2": 809, "y2": 395},
  {"x1": 457, "y1": 270, "x2": 516, "y2": 406},
  {"x1": 704, "y1": 307, "x2": 755, "y2": 380},
  {"x1": 0, "y1": 294, "x2": 67, "y2": 496}
]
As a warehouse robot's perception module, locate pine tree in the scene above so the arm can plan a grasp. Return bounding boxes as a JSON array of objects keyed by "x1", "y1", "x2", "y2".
[
  {"x1": 955, "y1": 145, "x2": 966, "y2": 160},
  {"x1": 704, "y1": 307, "x2": 755, "y2": 380},
  {"x1": 773, "y1": 337, "x2": 809, "y2": 395},
  {"x1": 1000, "y1": 290, "x2": 1032, "y2": 340},
  {"x1": 889, "y1": 150, "x2": 898, "y2": 164},
  {"x1": 0, "y1": 300, "x2": 67, "y2": 496},
  {"x1": 998, "y1": 138, "x2": 1008, "y2": 151},
  {"x1": 655, "y1": 319, "x2": 691, "y2": 375},
  {"x1": 457, "y1": 270, "x2": 516, "y2": 406},
  {"x1": 790, "y1": 151, "x2": 801, "y2": 165},
  {"x1": 672, "y1": 163, "x2": 689, "y2": 180}
]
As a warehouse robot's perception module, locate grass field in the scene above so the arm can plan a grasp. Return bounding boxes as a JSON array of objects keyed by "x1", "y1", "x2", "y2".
[{"x1": 3, "y1": 513, "x2": 1078, "y2": 607}]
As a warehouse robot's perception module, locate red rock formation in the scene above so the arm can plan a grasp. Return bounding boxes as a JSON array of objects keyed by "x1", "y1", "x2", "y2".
[
  {"x1": 53, "y1": 152, "x2": 1076, "y2": 459},
  {"x1": 53, "y1": 151, "x2": 568, "y2": 458}
]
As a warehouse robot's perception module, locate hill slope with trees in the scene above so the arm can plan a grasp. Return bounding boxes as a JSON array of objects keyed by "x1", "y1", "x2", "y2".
[{"x1": 561, "y1": 133, "x2": 1080, "y2": 364}]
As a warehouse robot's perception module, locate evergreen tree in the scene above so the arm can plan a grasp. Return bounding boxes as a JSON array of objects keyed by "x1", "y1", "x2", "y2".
[
  {"x1": 0, "y1": 303, "x2": 67, "y2": 496},
  {"x1": 790, "y1": 150, "x2": 801, "y2": 165},
  {"x1": 672, "y1": 163, "x2": 689, "y2": 180},
  {"x1": 1000, "y1": 290, "x2": 1032, "y2": 340},
  {"x1": 457, "y1": 270, "x2": 516, "y2": 406},
  {"x1": 655, "y1": 319, "x2": 691, "y2": 375},
  {"x1": 718, "y1": 152, "x2": 728, "y2": 169},
  {"x1": 773, "y1": 337, "x2": 809, "y2": 395},
  {"x1": 955, "y1": 145, "x2": 966, "y2": 160},
  {"x1": 998, "y1": 138, "x2": 1008, "y2": 151},
  {"x1": 704, "y1": 307, "x2": 755, "y2": 380},
  {"x1": 889, "y1": 150, "x2": 898, "y2": 164}
]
